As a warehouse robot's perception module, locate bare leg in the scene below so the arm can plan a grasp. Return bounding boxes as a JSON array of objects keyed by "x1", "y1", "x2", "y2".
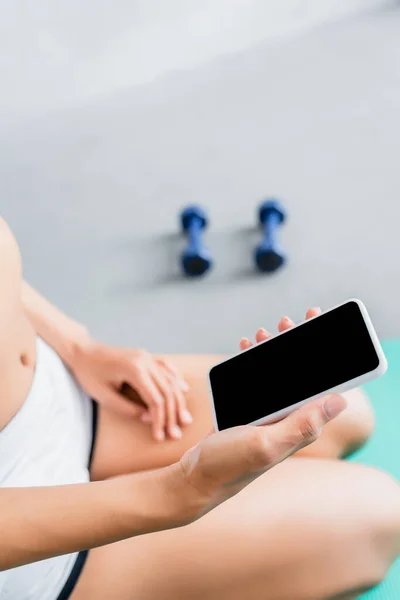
[
  {"x1": 85, "y1": 356, "x2": 395, "y2": 600},
  {"x1": 71, "y1": 459, "x2": 400, "y2": 600},
  {"x1": 91, "y1": 354, "x2": 375, "y2": 480}
]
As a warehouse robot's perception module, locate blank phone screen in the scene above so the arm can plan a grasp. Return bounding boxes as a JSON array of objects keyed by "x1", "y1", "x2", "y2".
[{"x1": 209, "y1": 301, "x2": 380, "y2": 430}]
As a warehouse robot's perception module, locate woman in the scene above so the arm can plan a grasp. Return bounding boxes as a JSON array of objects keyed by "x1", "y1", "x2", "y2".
[{"x1": 0, "y1": 216, "x2": 399, "y2": 600}]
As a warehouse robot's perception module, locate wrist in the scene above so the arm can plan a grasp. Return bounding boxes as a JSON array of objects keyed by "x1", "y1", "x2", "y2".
[
  {"x1": 125, "y1": 463, "x2": 207, "y2": 532},
  {"x1": 157, "y1": 461, "x2": 210, "y2": 526},
  {"x1": 56, "y1": 323, "x2": 92, "y2": 369}
]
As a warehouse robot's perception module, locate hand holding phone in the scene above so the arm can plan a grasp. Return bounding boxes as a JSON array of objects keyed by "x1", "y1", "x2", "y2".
[
  {"x1": 209, "y1": 300, "x2": 387, "y2": 431},
  {"x1": 177, "y1": 392, "x2": 346, "y2": 522}
]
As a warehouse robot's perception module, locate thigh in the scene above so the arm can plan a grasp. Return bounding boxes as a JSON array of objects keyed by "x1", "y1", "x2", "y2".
[
  {"x1": 91, "y1": 354, "x2": 374, "y2": 480},
  {"x1": 92, "y1": 355, "x2": 373, "y2": 479},
  {"x1": 71, "y1": 459, "x2": 400, "y2": 600},
  {"x1": 90, "y1": 354, "x2": 221, "y2": 479}
]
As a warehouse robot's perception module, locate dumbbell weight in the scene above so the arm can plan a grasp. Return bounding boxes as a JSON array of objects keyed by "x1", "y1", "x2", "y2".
[
  {"x1": 255, "y1": 199, "x2": 287, "y2": 272},
  {"x1": 180, "y1": 205, "x2": 213, "y2": 276}
]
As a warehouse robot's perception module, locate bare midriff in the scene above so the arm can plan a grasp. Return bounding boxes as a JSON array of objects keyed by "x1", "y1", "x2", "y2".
[{"x1": 0, "y1": 218, "x2": 36, "y2": 431}]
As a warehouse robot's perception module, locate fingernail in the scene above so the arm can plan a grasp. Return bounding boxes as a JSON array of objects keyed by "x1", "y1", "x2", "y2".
[
  {"x1": 283, "y1": 316, "x2": 293, "y2": 324},
  {"x1": 170, "y1": 425, "x2": 182, "y2": 439},
  {"x1": 180, "y1": 380, "x2": 190, "y2": 392},
  {"x1": 181, "y1": 409, "x2": 193, "y2": 424},
  {"x1": 156, "y1": 431, "x2": 165, "y2": 442},
  {"x1": 259, "y1": 328, "x2": 268, "y2": 334},
  {"x1": 323, "y1": 395, "x2": 347, "y2": 420}
]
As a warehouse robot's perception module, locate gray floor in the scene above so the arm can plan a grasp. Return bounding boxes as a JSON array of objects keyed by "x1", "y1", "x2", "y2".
[{"x1": 1, "y1": 5, "x2": 400, "y2": 354}]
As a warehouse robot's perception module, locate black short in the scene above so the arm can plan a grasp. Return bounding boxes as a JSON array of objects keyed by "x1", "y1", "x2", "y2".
[{"x1": 55, "y1": 399, "x2": 98, "y2": 600}]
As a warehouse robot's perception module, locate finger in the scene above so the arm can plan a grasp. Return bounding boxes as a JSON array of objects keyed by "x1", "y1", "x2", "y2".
[
  {"x1": 176, "y1": 386, "x2": 193, "y2": 427},
  {"x1": 184, "y1": 396, "x2": 346, "y2": 493},
  {"x1": 240, "y1": 338, "x2": 253, "y2": 350},
  {"x1": 159, "y1": 365, "x2": 192, "y2": 426},
  {"x1": 152, "y1": 369, "x2": 182, "y2": 440},
  {"x1": 306, "y1": 307, "x2": 321, "y2": 320},
  {"x1": 158, "y1": 365, "x2": 192, "y2": 425},
  {"x1": 157, "y1": 358, "x2": 190, "y2": 392},
  {"x1": 255, "y1": 328, "x2": 272, "y2": 343},
  {"x1": 140, "y1": 411, "x2": 152, "y2": 424},
  {"x1": 157, "y1": 357, "x2": 179, "y2": 376},
  {"x1": 173, "y1": 382, "x2": 193, "y2": 426},
  {"x1": 134, "y1": 373, "x2": 166, "y2": 442},
  {"x1": 265, "y1": 394, "x2": 347, "y2": 463},
  {"x1": 278, "y1": 316, "x2": 295, "y2": 333}
]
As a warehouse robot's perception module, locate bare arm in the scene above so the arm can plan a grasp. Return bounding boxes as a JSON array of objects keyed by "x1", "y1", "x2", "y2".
[
  {"x1": 0, "y1": 466, "x2": 186, "y2": 570},
  {"x1": 1, "y1": 245, "x2": 188, "y2": 569},
  {"x1": 0, "y1": 393, "x2": 344, "y2": 571},
  {"x1": 22, "y1": 281, "x2": 192, "y2": 437},
  {"x1": 21, "y1": 281, "x2": 90, "y2": 367}
]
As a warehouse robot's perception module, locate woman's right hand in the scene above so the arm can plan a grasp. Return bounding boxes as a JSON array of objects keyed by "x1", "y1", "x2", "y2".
[
  {"x1": 170, "y1": 310, "x2": 347, "y2": 523},
  {"x1": 174, "y1": 393, "x2": 346, "y2": 521}
]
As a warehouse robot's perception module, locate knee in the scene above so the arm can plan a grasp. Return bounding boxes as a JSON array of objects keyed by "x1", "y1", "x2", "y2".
[
  {"x1": 297, "y1": 389, "x2": 375, "y2": 460},
  {"x1": 356, "y1": 470, "x2": 400, "y2": 591},
  {"x1": 370, "y1": 472, "x2": 400, "y2": 576},
  {"x1": 339, "y1": 388, "x2": 375, "y2": 457},
  {"x1": 329, "y1": 468, "x2": 400, "y2": 595}
]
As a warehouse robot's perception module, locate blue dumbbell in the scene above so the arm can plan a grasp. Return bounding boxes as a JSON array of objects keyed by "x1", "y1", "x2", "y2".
[
  {"x1": 180, "y1": 205, "x2": 213, "y2": 277},
  {"x1": 255, "y1": 199, "x2": 287, "y2": 272}
]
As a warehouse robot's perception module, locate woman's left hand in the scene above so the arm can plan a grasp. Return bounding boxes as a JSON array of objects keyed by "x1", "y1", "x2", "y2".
[{"x1": 68, "y1": 340, "x2": 191, "y2": 441}]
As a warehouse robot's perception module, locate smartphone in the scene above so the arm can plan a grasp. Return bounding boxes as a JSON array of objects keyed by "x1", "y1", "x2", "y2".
[{"x1": 209, "y1": 299, "x2": 387, "y2": 431}]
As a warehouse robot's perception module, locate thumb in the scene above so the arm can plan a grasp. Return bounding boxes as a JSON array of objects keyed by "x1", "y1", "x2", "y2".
[{"x1": 267, "y1": 394, "x2": 347, "y2": 460}]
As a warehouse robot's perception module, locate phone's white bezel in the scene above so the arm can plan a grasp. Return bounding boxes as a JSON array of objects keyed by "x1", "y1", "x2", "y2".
[{"x1": 208, "y1": 298, "x2": 387, "y2": 432}]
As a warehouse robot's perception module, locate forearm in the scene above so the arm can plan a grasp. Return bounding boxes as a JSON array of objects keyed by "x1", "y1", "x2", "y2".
[
  {"x1": 21, "y1": 281, "x2": 90, "y2": 366},
  {"x1": 0, "y1": 465, "x2": 188, "y2": 570}
]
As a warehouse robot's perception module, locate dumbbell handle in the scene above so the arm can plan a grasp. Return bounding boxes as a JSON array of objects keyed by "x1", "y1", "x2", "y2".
[
  {"x1": 261, "y1": 212, "x2": 281, "y2": 248},
  {"x1": 186, "y1": 216, "x2": 203, "y2": 252}
]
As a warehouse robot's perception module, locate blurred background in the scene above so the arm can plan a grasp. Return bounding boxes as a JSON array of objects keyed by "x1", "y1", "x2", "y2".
[{"x1": 1, "y1": 0, "x2": 399, "y2": 353}]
